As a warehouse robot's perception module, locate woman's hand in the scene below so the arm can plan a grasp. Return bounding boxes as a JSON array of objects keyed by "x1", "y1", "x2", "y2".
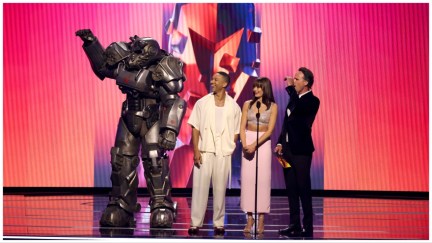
[{"x1": 243, "y1": 143, "x2": 256, "y2": 154}]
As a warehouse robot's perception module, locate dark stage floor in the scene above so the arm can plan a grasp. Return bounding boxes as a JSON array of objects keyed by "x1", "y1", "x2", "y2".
[{"x1": 3, "y1": 194, "x2": 429, "y2": 240}]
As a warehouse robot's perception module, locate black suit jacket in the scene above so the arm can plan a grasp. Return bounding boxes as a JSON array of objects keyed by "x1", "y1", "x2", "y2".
[{"x1": 277, "y1": 86, "x2": 320, "y2": 155}]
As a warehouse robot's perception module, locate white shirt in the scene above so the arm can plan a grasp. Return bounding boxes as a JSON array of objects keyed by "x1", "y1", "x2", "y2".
[
  {"x1": 188, "y1": 93, "x2": 241, "y2": 156},
  {"x1": 215, "y1": 106, "x2": 224, "y2": 135},
  {"x1": 299, "y1": 90, "x2": 311, "y2": 98}
]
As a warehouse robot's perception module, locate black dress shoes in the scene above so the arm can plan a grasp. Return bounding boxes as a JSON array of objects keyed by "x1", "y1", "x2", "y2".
[
  {"x1": 188, "y1": 227, "x2": 199, "y2": 235},
  {"x1": 214, "y1": 227, "x2": 225, "y2": 235},
  {"x1": 301, "y1": 227, "x2": 313, "y2": 237},
  {"x1": 279, "y1": 224, "x2": 302, "y2": 237}
]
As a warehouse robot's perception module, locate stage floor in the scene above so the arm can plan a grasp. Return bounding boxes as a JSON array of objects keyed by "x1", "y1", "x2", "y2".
[{"x1": 3, "y1": 194, "x2": 429, "y2": 240}]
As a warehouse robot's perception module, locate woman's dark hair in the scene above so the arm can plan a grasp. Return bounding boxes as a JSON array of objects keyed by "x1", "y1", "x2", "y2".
[{"x1": 249, "y1": 77, "x2": 275, "y2": 110}]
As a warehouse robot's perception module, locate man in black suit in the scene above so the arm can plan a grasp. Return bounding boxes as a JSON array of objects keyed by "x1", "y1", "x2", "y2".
[{"x1": 275, "y1": 67, "x2": 320, "y2": 238}]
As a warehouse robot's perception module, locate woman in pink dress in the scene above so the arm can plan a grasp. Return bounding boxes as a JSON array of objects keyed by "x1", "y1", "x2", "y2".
[{"x1": 240, "y1": 77, "x2": 278, "y2": 234}]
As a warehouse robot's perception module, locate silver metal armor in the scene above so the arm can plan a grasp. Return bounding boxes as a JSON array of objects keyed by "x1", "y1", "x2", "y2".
[{"x1": 76, "y1": 29, "x2": 186, "y2": 228}]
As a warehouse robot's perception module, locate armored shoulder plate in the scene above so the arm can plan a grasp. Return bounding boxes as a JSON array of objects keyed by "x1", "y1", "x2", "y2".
[
  {"x1": 104, "y1": 42, "x2": 130, "y2": 66},
  {"x1": 152, "y1": 56, "x2": 185, "y2": 82}
]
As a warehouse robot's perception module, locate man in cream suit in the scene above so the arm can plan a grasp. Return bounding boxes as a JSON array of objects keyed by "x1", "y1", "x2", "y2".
[{"x1": 187, "y1": 71, "x2": 241, "y2": 236}]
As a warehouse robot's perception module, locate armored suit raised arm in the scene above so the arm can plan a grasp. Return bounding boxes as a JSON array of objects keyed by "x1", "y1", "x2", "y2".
[{"x1": 76, "y1": 29, "x2": 186, "y2": 228}]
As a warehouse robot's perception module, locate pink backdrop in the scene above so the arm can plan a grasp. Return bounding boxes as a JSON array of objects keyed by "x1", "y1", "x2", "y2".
[{"x1": 3, "y1": 3, "x2": 428, "y2": 191}]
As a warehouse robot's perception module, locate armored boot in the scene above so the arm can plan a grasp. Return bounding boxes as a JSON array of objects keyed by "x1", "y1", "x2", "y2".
[
  {"x1": 143, "y1": 156, "x2": 176, "y2": 228},
  {"x1": 100, "y1": 147, "x2": 141, "y2": 227}
]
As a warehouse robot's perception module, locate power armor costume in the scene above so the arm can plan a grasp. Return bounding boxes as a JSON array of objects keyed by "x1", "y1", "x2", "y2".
[{"x1": 76, "y1": 29, "x2": 186, "y2": 228}]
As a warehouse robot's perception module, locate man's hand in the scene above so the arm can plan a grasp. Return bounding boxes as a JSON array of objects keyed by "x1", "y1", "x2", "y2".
[
  {"x1": 158, "y1": 129, "x2": 177, "y2": 150},
  {"x1": 274, "y1": 144, "x2": 283, "y2": 155},
  {"x1": 284, "y1": 76, "x2": 294, "y2": 86},
  {"x1": 193, "y1": 150, "x2": 202, "y2": 169},
  {"x1": 75, "y1": 29, "x2": 96, "y2": 44}
]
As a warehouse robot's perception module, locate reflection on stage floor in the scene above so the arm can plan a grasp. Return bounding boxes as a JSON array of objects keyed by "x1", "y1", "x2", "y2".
[{"x1": 3, "y1": 194, "x2": 428, "y2": 240}]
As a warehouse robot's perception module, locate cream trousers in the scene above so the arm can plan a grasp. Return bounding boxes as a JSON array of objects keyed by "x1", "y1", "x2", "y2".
[{"x1": 190, "y1": 152, "x2": 231, "y2": 228}]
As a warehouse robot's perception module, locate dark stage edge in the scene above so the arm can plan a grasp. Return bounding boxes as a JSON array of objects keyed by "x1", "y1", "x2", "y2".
[{"x1": 3, "y1": 187, "x2": 428, "y2": 200}]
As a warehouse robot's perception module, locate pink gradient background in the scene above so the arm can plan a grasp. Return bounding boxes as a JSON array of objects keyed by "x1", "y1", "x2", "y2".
[{"x1": 3, "y1": 3, "x2": 428, "y2": 191}]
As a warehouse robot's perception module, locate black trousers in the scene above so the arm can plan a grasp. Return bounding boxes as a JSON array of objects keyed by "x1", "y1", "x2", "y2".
[{"x1": 282, "y1": 145, "x2": 313, "y2": 229}]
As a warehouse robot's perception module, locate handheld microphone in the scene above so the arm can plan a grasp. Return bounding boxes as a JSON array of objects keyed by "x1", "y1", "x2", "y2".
[{"x1": 256, "y1": 101, "x2": 261, "y2": 119}]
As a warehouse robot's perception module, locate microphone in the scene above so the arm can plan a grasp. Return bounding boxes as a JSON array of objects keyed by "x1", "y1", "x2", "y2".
[
  {"x1": 256, "y1": 101, "x2": 261, "y2": 109},
  {"x1": 256, "y1": 101, "x2": 261, "y2": 119}
]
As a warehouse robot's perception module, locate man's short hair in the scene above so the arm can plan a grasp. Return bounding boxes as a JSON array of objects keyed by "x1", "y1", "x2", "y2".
[
  {"x1": 299, "y1": 67, "x2": 314, "y2": 88},
  {"x1": 216, "y1": 71, "x2": 231, "y2": 86}
]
